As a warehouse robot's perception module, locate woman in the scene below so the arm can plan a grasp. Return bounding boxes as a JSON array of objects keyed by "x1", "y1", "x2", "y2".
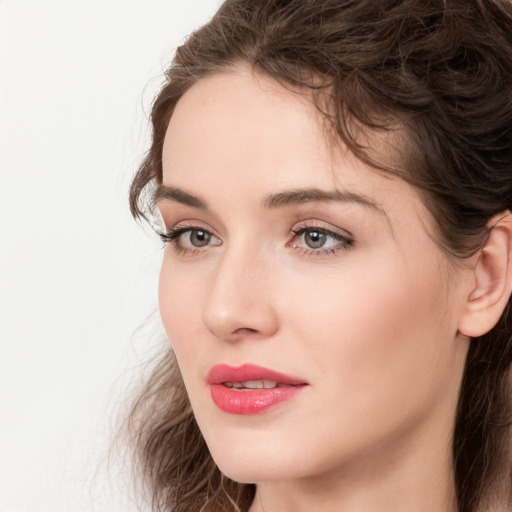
[{"x1": 125, "y1": 1, "x2": 512, "y2": 511}]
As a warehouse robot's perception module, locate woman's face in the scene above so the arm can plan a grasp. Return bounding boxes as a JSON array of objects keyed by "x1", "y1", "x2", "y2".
[{"x1": 157, "y1": 68, "x2": 471, "y2": 485}]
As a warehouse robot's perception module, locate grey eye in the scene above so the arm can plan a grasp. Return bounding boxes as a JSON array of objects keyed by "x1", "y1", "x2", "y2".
[
  {"x1": 189, "y1": 229, "x2": 211, "y2": 247},
  {"x1": 304, "y1": 230, "x2": 327, "y2": 248}
]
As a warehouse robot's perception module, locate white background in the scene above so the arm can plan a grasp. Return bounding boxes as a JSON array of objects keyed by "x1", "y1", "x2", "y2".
[{"x1": 0, "y1": 1, "x2": 221, "y2": 510}]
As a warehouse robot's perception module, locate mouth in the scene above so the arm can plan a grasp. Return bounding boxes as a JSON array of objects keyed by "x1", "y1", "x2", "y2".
[
  {"x1": 206, "y1": 364, "x2": 308, "y2": 415},
  {"x1": 223, "y1": 380, "x2": 295, "y2": 390}
]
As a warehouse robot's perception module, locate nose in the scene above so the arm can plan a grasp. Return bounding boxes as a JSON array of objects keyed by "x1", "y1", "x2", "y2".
[{"x1": 201, "y1": 245, "x2": 279, "y2": 342}]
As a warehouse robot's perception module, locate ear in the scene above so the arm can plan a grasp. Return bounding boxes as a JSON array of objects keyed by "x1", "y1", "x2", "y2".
[{"x1": 458, "y1": 212, "x2": 512, "y2": 338}]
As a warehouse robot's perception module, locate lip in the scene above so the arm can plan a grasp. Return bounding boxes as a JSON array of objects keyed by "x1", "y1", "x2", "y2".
[{"x1": 206, "y1": 364, "x2": 308, "y2": 415}]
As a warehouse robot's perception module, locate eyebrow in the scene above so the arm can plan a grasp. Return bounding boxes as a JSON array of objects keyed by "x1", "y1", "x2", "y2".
[
  {"x1": 154, "y1": 185, "x2": 209, "y2": 210},
  {"x1": 154, "y1": 184, "x2": 386, "y2": 217},
  {"x1": 263, "y1": 187, "x2": 384, "y2": 214}
]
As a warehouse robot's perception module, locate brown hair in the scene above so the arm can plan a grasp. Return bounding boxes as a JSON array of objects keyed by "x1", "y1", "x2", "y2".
[{"x1": 125, "y1": 1, "x2": 512, "y2": 511}]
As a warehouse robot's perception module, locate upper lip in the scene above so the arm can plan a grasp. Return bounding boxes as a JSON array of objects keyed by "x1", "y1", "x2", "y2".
[{"x1": 206, "y1": 363, "x2": 308, "y2": 385}]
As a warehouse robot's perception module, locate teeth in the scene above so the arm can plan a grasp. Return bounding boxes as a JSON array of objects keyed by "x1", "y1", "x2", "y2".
[
  {"x1": 222, "y1": 380, "x2": 279, "y2": 389},
  {"x1": 245, "y1": 380, "x2": 274, "y2": 389}
]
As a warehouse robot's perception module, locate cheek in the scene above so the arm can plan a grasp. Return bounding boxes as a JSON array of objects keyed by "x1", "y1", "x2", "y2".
[
  {"x1": 282, "y1": 250, "x2": 455, "y2": 401},
  {"x1": 262, "y1": 252, "x2": 462, "y2": 470},
  {"x1": 158, "y1": 260, "x2": 204, "y2": 350}
]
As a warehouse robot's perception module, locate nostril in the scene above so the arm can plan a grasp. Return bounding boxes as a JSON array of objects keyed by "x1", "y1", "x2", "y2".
[{"x1": 233, "y1": 327, "x2": 259, "y2": 336}]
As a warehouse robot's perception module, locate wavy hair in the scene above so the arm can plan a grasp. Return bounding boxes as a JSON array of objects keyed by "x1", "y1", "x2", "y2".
[{"x1": 125, "y1": 1, "x2": 512, "y2": 511}]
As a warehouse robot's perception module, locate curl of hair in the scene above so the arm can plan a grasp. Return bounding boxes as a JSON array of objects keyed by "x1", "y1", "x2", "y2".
[{"x1": 126, "y1": 1, "x2": 512, "y2": 511}]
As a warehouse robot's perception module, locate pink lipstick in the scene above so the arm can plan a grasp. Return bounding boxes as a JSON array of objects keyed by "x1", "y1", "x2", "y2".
[{"x1": 206, "y1": 364, "x2": 308, "y2": 415}]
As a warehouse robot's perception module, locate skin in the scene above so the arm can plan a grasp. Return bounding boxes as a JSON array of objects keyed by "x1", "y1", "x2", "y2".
[{"x1": 156, "y1": 67, "x2": 477, "y2": 512}]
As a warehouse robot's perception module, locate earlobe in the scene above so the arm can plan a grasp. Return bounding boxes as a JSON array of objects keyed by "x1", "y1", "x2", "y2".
[{"x1": 458, "y1": 213, "x2": 512, "y2": 338}]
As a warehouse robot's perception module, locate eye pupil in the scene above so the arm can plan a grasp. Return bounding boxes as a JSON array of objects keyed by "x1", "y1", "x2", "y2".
[
  {"x1": 305, "y1": 230, "x2": 326, "y2": 248},
  {"x1": 190, "y1": 230, "x2": 211, "y2": 247}
]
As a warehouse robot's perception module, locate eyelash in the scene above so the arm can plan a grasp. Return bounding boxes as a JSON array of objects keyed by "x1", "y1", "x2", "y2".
[
  {"x1": 159, "y1": 223, "x2": 354, "y2": 257},
  {"x1": 288, "y1": 225, "x2": 354, "y2": 256},
  {"x1": 159, "y1": 226, "x2": 214, "y2": 256}
]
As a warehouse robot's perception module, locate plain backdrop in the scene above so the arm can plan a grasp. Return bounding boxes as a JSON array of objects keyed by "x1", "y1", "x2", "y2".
[{"x1": 0, "y1": 1, "x2": 221, "y2": 510}]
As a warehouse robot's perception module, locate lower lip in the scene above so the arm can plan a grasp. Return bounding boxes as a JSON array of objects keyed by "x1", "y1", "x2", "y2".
[{"x1": 210, "y1": 384, "x2": 306, "y2": 415}]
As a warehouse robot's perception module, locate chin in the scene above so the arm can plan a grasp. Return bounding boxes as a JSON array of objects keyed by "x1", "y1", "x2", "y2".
[
  {"x1": 213, "y1": 456, "x2": 286, "y2": 485},
  {"x1": 202, "y1": 429, "x2": 312, "y2": 484},
  {"x1": 205, "y1": 441, "x2": 273, "y2": 483}
]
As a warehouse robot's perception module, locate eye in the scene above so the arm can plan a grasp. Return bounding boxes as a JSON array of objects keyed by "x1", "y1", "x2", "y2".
[
  {"x1": 302, "y1": 230, "x2": 328, "y2": 249},
  {"x1": 159, "y1": 225, "x2": 221, "y2": 254},
  {"x1": 289, "y1": 224, "x2": 353, "y2": 255},
  {"x1": 185, "y1": 229, "x2": 212, "y2": 247}
]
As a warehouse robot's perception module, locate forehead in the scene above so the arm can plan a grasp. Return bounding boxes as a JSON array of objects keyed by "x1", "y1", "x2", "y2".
[
  {"x1": 163, "y1": 68, "x2": 328, "y2": 187},
  {"x1": 162, "y1": 67, "x2": 426, "y2": 223}
]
